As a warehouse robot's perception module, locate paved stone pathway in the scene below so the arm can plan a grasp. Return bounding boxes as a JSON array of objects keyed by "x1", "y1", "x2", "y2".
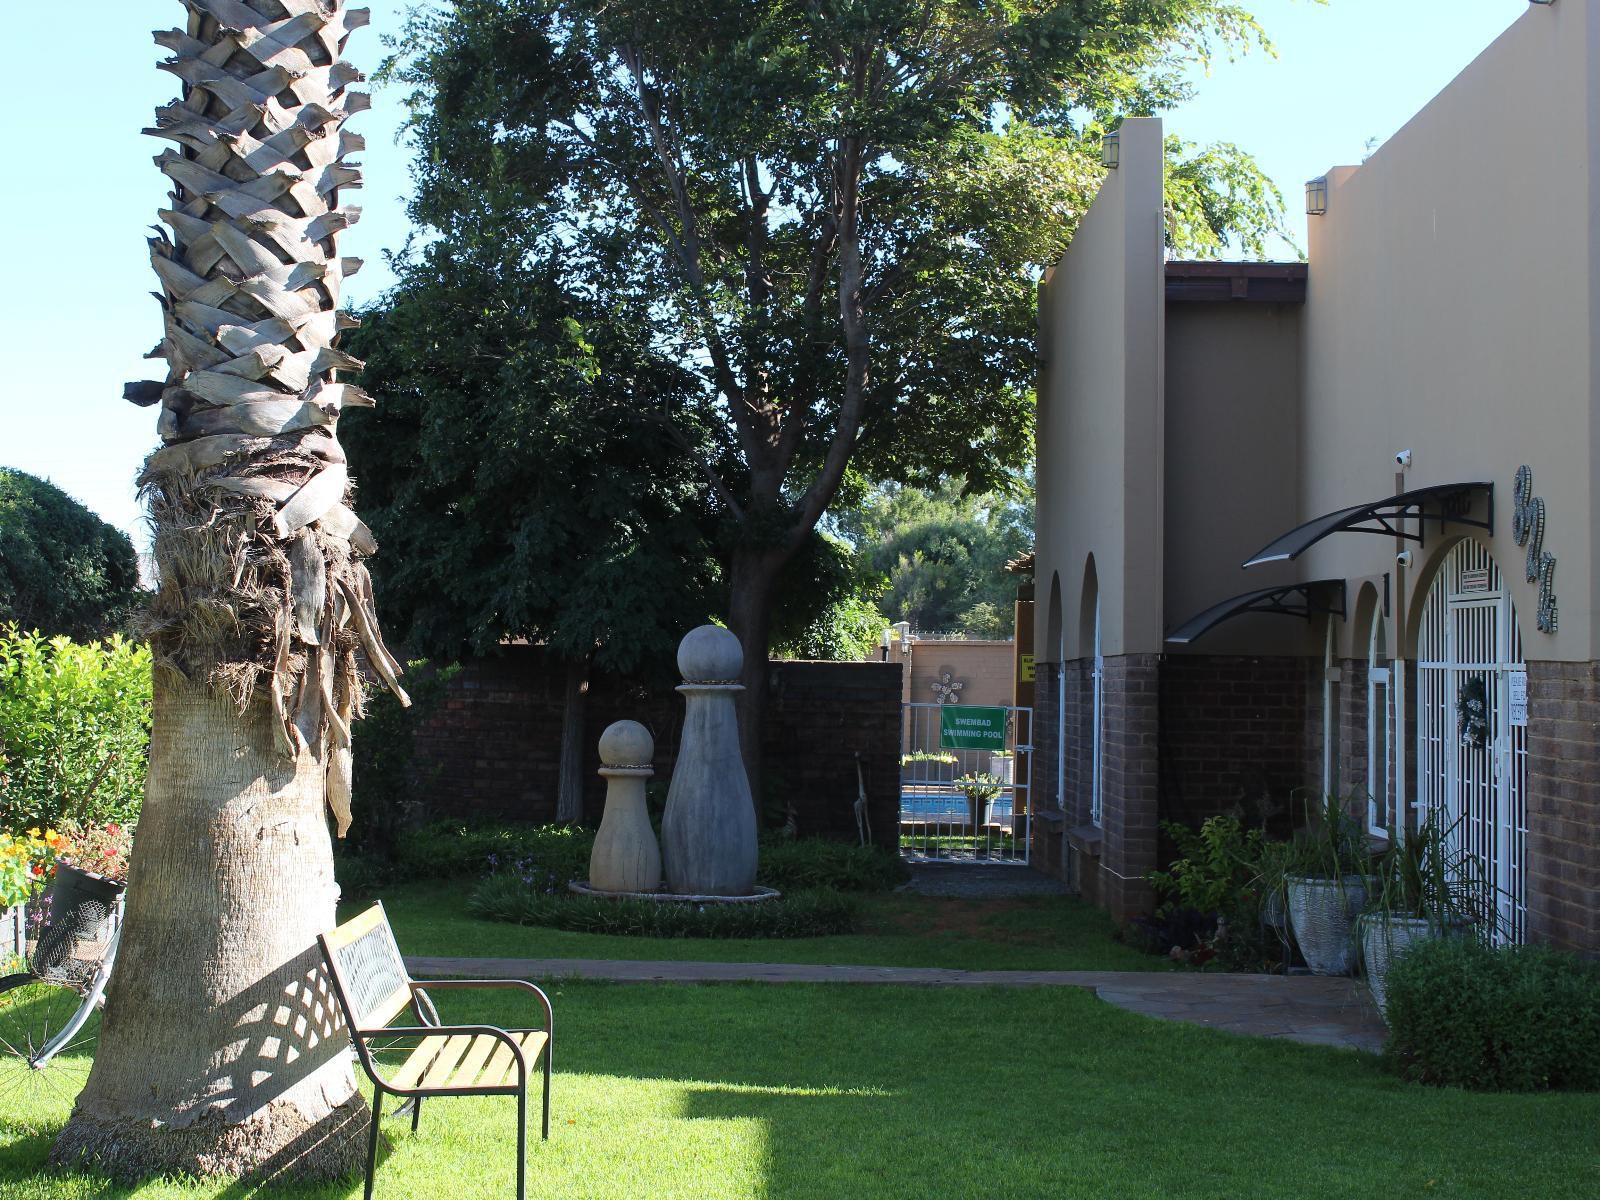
[{"x1": 405, "y1": 954, "x2": 1386, "y2": 1054}]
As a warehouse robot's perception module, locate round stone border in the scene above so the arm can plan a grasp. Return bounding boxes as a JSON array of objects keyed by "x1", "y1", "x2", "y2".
[{"x1": 568, "y1": 882, "x2": 782, "y2": 904}]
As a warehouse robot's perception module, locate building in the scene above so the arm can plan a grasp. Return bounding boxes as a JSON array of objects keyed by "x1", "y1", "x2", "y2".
[{"x1": 1032, "y1": 2, "x2": 1599, "y2": 952}]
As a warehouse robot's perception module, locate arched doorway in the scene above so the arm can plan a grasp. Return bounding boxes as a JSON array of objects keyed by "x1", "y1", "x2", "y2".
[{"x1": 1415, "y1": 540, "x2": 1528, "y2": 943}]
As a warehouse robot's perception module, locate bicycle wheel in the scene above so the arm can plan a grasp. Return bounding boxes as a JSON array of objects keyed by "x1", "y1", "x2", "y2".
[{"x1": 0, "y1": 973, "x2": 98, "y2": 1119}]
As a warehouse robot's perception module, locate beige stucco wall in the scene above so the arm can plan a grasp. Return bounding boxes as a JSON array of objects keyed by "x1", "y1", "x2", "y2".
[
  {"x1": 908, "y1": 641, "x2": 1016, "y2": 711},
  {"x1": 1297, "y1": 2, "x2": 1597, "y2": 662},
  {"x1": 1163, "y1": 304, "x2": 1311, "y2": 656},
  {"x1": 1035, "y1": 117, "x2": 1167, "y2": 661}
]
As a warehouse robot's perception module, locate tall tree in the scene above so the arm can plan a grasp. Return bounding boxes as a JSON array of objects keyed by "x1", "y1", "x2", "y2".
[
  {"x1": 0, "y1": 468, "x2": 143, "y2": 640},
  {"x1": 54, "y1": 1, "x2": 399, "y2": 1179},
  {"x1": 840, "y1": 478, "x2": 1032, "y2": 636},
  {"x1": 344, "y1": 238, "x2": 724, "y2": 820},
  {"x1": 389, "y1": 0, "x2": 1287, "y2": 793}
]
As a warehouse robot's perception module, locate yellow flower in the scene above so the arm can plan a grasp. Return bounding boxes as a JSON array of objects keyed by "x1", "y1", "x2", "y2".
[
  {"x1": 26, "y1": 827, "x2": 41, "y2": 837},
  {"x1": 43, "y1": 831, "x2": 62, "y2": 848}
]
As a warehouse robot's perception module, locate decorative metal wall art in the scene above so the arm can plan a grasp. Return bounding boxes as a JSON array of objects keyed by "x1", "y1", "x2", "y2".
[
  {"x1": 930, "y1": 671, "x2": 965, "y2": 704},
  {"x1": 1512, "y1": 465, "x2": 1558, "y2": 634}
]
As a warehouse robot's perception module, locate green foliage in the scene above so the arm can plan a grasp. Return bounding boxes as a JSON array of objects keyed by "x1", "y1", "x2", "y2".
[
  {"x1": 769, "y1": 532, "x2": 889, "y2": 660},
  {"x1": 755, "y1": 838, "x2": 908, "y2": 893},
  {"x1": 0, "y1": 628, "x2": 151, "y2": 832},
  {"x1": 0, "y1": 469, "x2": 142, "y2": 641},
  {"x1": 1141, "y1": 814, "x2": 1281, "y2": 971},
  {"x1": 836, "y1": 479, "x2": 1031, "y2": 636},
  {"x1": 467, "y1": 881, "x2": 862, "y2": 939},
  {"x1": 1283, "y1": 793, "x2": 1374, "y2": 880},
  {"x1": 365, "y1": 821, "x2": 597, "y2": 889},
  {"x1": 344, "y1": 246, "x2": 722, "y2": 674},
  {"x1": 1384, "y1": 938, "x2": 1600, "y2": 1092},
  {"x1": 1150, "y1": 816, "x2": 1264, "y2": 919},
  {"x1": 383, "y1": 0, "x2": 1290, "y2": 677},
  {"x1": 344, "y1": 661, "x2": 461, "y2": 861}
]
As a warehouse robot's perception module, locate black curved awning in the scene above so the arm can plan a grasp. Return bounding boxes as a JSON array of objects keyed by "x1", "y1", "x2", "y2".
[
  {"x1": 1165, "y1": 580, "x2": 1347, "y2": 646},
  {"x1": 1243, "y1": 482, "x2": 1493, "y2": 568}
]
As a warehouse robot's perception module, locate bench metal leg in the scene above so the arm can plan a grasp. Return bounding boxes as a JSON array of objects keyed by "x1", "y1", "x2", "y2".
[
  {"x1": 541, "y1": 1044, "x2": 551, "y2": 1140},
  {"x1": 411, "y1": 1096, "x2": 423, "y2": 1134},
  {"x1": 365, "y1": 1088, "x2": 384, "y2": 1200},
  {"x1": 516, "y1": 1090, "x2": 528, "y2": 1200}
]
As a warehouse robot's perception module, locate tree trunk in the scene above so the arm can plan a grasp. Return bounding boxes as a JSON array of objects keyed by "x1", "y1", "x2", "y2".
[
  {"x1": 728, "y1": 553, "x2": 780, "y2": 816},
  {"x1": 55, "y1": 4, "x2": 401, "y2": 1178},
  {"x1": 51, "y1": 678, "x2": 365, "y2": 1180},
  {"x1": 555, "y1": 656, "x2": 590, "y2": 824}
]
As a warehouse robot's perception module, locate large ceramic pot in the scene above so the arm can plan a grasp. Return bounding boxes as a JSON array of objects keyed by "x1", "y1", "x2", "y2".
[
  {"x1": 1286, "y1": 875, "x2": 1367, "y2": 976},
  {"x1": 1359, "y1": 914, "x2": 1437, "y2": 1019}
]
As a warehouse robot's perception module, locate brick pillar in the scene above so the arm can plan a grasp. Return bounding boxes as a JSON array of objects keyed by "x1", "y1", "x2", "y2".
[
  {"x1": 1524, "y1": 661, "x2": 1600, "y2": 952},
  {"x1": 1030, "y1": 660, "x2": 1065, "y2": 880},
  {"x1": 1097, "y1": 654, "x2": 1160, "y2": 920}
]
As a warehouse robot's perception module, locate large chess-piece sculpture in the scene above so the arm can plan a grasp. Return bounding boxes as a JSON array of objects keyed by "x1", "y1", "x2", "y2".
[
  {"x1": 660, "y1": 626, "x2": 759, "y2": 896},
  {"x1": 588, "y1": 720, "x2": 662, "y2": 893}
]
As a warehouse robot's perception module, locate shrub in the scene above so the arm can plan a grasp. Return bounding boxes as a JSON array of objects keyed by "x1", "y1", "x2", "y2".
[
  {"x1": 344, "y1": 659, "x2": 459, "y2": 860},
  {"x1": 0, "y1": 468, "x2": 143, "y2": 641},
  {"x1": 756, "y1": 837, "x2": 908, "y2": 893},
  {"x1": 1384, "y1": 937, "x2": 1600, "y2": 1091},
  {"x1": 393, "y1": 821, "x2": 596, "y2": 886},
  {"x1": 0, "y1": 627, "x2": 152, "y2": 832},
  {"x1": 467, "y1": 880, "x2": 862, "y2": 938},
  {"x1": 1142, "y1": 815, "x2": 1278, "y2": 971}
]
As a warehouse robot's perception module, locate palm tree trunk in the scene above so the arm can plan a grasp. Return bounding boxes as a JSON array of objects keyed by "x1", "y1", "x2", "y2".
[
  {"x1": 51, "y1": 681, "x2": 364, "y2": 1178},
  {"x1": 55, "y1": 1, "x2": 402, "y2": 1180}
]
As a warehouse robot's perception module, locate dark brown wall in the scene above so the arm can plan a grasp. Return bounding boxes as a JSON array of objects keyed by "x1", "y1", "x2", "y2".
[
  {"x1": 411, "y1": 647, "x2": 902, "y2": 850},
  {"x1": 1525, "y1": 660, "x2": 1600, "y2": 953}
]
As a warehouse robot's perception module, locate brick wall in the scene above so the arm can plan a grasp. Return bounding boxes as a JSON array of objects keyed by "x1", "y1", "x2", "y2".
[
  {"x1": 1097, "y1": 654, "x2": 1161, "y2": 919},
  {"x1": 410, "y1": 647, "x2": 902, "y2": 850},
  {"x1": 1157, "y1": 655, "x2": 1317, "y2": 834},
  {"x1": 1525, "y1": 660, "x2": 1600, "y2": 952}
]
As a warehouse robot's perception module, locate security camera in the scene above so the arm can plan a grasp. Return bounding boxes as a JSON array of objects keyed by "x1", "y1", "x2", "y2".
[
  {"x1": 1396, "y1": 550, "x2": 1414, "y2": 567},
  {"x1": 1395, "y1": 449, "x2": 1412, "y2": 467}
]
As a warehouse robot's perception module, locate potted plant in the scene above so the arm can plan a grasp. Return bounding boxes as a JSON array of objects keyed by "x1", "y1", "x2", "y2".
[
  {"x1": 28, "y1": 821, "x2": 132, "y2": 985},
  {"x1": 1359, "y1": 815, "x2": 1477, "y2": 1017},
  {"x1": 1283, "y1": 795, "x2": 1374, "y2": 976},
  {"x1": 955, "y1": 772, "x2": 1003, "y2": 828},
  {"x1": 988, "y1": 751, "x2": 1014, "y2": 784}
]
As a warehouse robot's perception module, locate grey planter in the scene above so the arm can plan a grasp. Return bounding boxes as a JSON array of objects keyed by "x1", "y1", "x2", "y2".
[
  {"x1": 1359, "y1": 914, "x2": 1437, "y2": 1020},
  {"x1": 1286, "y1": 875, "x2": 1367, "y2": 976}
]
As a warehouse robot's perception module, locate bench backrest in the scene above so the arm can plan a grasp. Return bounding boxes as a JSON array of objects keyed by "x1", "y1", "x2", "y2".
[{"x1": 319, "y1": 902, "x2": 413, "y2": 1033}]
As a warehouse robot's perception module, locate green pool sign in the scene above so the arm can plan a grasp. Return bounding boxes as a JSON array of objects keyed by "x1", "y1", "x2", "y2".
[{"x1": 939, "y1": 704, "x2": 1008, "y2": 751}]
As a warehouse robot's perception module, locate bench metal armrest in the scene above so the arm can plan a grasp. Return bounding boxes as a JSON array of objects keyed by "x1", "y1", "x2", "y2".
[
  {"x1": 352, "y1": 1023, "x2": 529, "y2": 1095},
  {"x1": 410, "y1": 978, "x2": 555, "y2": 1031}
]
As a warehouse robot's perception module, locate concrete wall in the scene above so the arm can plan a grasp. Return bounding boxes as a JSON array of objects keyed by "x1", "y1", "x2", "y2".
[
  {"x1": 1297, "y1": 2, "x2": 1597, "y2": 665},
  {"x1": 1163, "y1": 303, "x2": 1310, "y2": 656},
  {"x1": 907, "y1": 640, "x2": 1015, "y2": 712},
  {"x1": 1035, "y1": 117, "x2": 1167, "y2": 662}
]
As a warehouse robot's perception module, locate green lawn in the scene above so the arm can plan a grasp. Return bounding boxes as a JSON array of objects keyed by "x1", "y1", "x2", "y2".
[
  {"x1": 368, "y1": 881, "x2": 1164, "y2": 972},
  {"x1": 3, "y1": 982, "x2": 1597, "y2": 1198}
]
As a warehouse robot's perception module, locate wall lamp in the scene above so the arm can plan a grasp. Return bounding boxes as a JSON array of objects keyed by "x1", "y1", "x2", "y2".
[
  {"x1": 1305, "y1": 176, "x2": 1329, "y2": 215},
  {"x1": 1100, "y1": 130, "x2": 1120, "y2": 169}
]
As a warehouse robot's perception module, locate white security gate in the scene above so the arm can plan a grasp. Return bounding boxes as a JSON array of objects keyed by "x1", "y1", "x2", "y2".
[
  {"x1": 899, "y1": 702, "x2": 1032, "y2": 864},
  {"x1": 1416, "y1": 540, "x2": 1528, "y2": 943}
]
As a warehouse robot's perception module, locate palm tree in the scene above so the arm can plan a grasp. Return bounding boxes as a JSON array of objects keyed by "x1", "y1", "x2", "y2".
[{"x1": 53, "y1": 1, "x2": 406, "y2": 1180}]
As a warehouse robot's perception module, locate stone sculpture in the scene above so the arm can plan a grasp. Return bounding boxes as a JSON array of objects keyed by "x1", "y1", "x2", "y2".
[
  {"x1": 588, "y1": 720, "x2": 662, "y2": 894},
  {"x1": 660, "y1": 625, "x2": 759, "y2": 896}
]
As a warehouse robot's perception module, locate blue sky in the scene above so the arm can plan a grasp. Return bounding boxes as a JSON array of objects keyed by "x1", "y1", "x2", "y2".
[{"x1": 0, "y1": 1, "x2": 1527, "y2": 551}]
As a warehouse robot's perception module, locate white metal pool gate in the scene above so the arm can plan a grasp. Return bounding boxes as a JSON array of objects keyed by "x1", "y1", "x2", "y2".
[
  {"x1": 1416, "y1": 540, "x2": 1528, "y2": 943},
  {"x1": 899, "y1": 702, "x2": 1032, "y2": 864}
]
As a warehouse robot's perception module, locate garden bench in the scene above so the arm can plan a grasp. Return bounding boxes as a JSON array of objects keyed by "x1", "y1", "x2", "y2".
[{"x1": 319, "y1": 902, "x2": 553, "y2": 1200}]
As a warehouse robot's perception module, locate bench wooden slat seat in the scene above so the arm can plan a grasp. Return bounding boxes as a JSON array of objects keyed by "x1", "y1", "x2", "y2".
[{"x1": 319, "y1": 902, "x2": 553, "y2": 1200}]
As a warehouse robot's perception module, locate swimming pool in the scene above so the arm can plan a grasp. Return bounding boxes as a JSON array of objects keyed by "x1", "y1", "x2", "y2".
[{"x1": 899, "y1": 791, "x2": 1015, "y2": 822}]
